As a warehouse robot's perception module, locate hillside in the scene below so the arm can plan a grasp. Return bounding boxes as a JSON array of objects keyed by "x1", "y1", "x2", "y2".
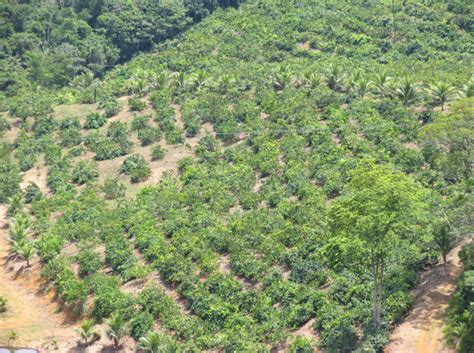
[{"x1": 0, "y1": 0, "x2": 473, "y2": 352}]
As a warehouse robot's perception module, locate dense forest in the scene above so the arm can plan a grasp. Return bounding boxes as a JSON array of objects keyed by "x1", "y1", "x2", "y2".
[{"x1": 0, "y1": 0, "x2": 473, "y2": 352}]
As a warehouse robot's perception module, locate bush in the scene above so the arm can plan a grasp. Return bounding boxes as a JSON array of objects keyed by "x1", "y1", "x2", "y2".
[
  {"x1": 0, "y1": 296, "x2": 7, "y2": 313},
  {"x1": 129, "y1": 97, "x2": 147, "y2": 112},
  {"x1": 0, "y1": 159, "x2": 25, "y2": 203},
  {"x1": 151, "y1": 145, "x2": 166, "y2": 160},
  {"x1": 72, "y1": 161, "x2": 99, "y2": 185},
  {"x1": 101, "y1": 178, "x2": 126, "y2": 199},
  {"x1": 138, "y1": 127, "x2": 161, "y2": 146},
  {"x1": 0, "y1": 116, "x2": 11, "y2": 136},
  {"x1": 288, "y1": 337, "x2": 314, "y2": 353},
  {"x1": 76, "y1": 249, "x2": 103, "y2": 278},
  {"x1": 60, "y1": 126, "x2": 82, "y2": 147},
  {"x1": 131, "y1": 115, "x2": 150, "y2": 131},
  {"x1": 130, "y1": 311, "x2": 154, "y2": 340},
  {"x1": 121, "y1": 154, "x2": 151, "y2": 183},
  {"x1": 24, "y1": 182, "x2": 42, "y2": 203},
  {"x1": 92, "y1": 287, "x2": 131, "y2": 321},
  {"x1": 100, "y1": 99, "x2": 122, "y2": 118},
  {"x1": 83, "y1": 112, "x2": 107, "y2": 129}
]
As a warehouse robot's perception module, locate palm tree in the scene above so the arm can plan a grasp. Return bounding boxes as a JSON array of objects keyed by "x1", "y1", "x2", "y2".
[
  {"x1": 372, "y1": 71, "x2": 393, "y2": 98},
  {"x1": 138, "y1": 331, "x2": 179, "y2": 353},
  {"x1": 427, "y1": 82, "x2": 458, "y2": 111},
  {"x1": 17, "y1": 241, "x2": 36, "y2": 268},
  {"x1": 105, "y1": 312, "x2": 129, "y2": 352},
  {"x1": 190, "y1": 69, "x2": 208, "y2": 91},
  {"x1": 302, "y1": 71, "x2": 321, "y2": 89},
  {"x1": 324, "y1": 64, "x2": 346, "y2": 91},
  {"x1": 461, "y1": 80, "x2": 473, "y2": 98},
  {"x1": 77, "y1": 319, "x2": 96, "y2": 347},
  {"x1": 271, "y1": 65, "x2": 295, "y2": 91},
  {"x1": 395, "y1": 77, "x2": 419, "y2": 106},
  {"x1": 170, "y1": 71, "x2": 187, "y2": 90},
  {"x1": 7, "y1": 193, "x2": 23, "y2": 217},
  {"x1": 9, "y1": 213, "x2": 29, "y2": 242},
  {"x1": 354, "y1": 77, "x2": 373, "y2": 98},
  {"x1": 217, "y1": 74, "x2": 235, "y2": 94},
  {"x1": 434, "y1": 223, "x2": 456, "y2": 269},
  {"x1": 128, "y1": 71, "x2": 148, "y2": 96},
  {"x1": 149, "y1": 71, "x2": 171, "y2": 91}
]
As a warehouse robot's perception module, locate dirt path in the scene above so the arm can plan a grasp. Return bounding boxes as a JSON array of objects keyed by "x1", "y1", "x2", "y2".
[
  {"x1": 0, "y1": 205, "x2": 79, "y2": 350},
  {"x1": 385, "y1": 240, "x2": 469, "y2": 353}
]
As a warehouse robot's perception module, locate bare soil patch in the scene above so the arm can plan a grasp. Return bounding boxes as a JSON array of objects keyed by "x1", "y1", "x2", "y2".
[{"x1": 384, "y1": 240, "x2": 470, "y2": 353}]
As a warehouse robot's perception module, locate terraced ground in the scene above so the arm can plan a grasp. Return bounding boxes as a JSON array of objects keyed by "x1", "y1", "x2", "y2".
[{"x1": 0, "y1": 1, "x2": 472, "y2": 352}]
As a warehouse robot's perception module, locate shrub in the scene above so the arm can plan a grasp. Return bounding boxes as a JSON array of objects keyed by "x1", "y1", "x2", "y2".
[
  {"x1": 0, "y1": 116, "x2": 11, "y2": 136},
  {"x1": 76, "y1": 249, "x2": 103, "y2": 278},
  {"x1": 101, "y1": 178, "x2": 126, "y2": 199},
  {"x1": 24, "y1": 182, "x2": 42, "y2": 203},
  {"x1": 121, "y1": 154, "x2": 151, "y2": 183},
  {"x1": 0, "y1": 296, "x2": 7, "y2": 313},
  {"x1": 83, "y1": 112, "x2": 107, "y2": 129},
  {"x1": 100, "y1": 99, "x2": 122, "y2": 118},
  {"x1": 129, "y1": 97, "x2": 146, "y2": 112},
  {"x1": 0, "y1": 159, "x2": 22, "y2": 202},
  {"x1": 107, "y1": 122, "x2": 132, "y2": 154},
  {"x1": 60, "y1": 126, "x2": 82, "y2": 147},
  {"x1": 92, "y1": 287, "x2": 131, "y2": 321},
  {"x1": 151, "y1": 145, "x2": 166, "y2": 160},
  {"x1": 72, "y1": 161, "x2": 99, "y2": 185},
  {"x1": 288, "y1": 337, "x2": 314, "y2": 353},
  {"x1": 138, "y1": 127, "x2": 161, "y2": 146},
  {"x1": 131, "y1": 115, "x2": 150, "y2": 131},
  {"x1": 130, "y1": 311, "x2": 154, "y2": 340}
]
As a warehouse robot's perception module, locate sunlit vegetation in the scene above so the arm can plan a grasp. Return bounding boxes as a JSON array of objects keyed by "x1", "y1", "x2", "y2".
[{"x1": 0, "y1": 0, "x2": 472, "y2": 352}]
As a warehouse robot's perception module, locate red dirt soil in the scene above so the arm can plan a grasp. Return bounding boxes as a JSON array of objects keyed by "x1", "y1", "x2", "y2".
[{"x1": 385, "y1": 240, "x2": 470, "y2": 353}]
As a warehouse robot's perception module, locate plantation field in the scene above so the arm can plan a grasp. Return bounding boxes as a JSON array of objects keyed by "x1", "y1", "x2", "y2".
[{"x1": 0, "y1": 0, "x2": 473, "y2": 352}]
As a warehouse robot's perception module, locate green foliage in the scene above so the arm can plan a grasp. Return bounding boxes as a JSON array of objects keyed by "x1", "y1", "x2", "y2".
[
  {"x1": 0, "y1": 158, "x2": 21, "y2": 203},
  {"x1": 128, "y1": 97, "x2": 147, "y2": 112},
  {"x1": 0, "y1": 296, "x2": 7, "y2": 313},
  {"x1": 138, "y1": 127, "x2": 162, "y2": 146},
  {"x1": 121, "y1": 154, "x2": 151, "y2": 183},
  {"x1": 151, "y1": 145, "x2": 166, "y2": 161},
  {"x1": 445, "y1": 242, "x2": 474, "y2": 352},
  {"x1": 83, "y1": 112, "x2": 107, "y2": 129},
  {"x1": 77, "y1": 319, "x2": 96, "y2": 347},
  {"x1": 288, "y1": 337, "x2": 314, "y2": 353},
  {"x1": 72, "y1": 160, "x2": 99, "y2": 185},
  {"x1": 420, "y1": 98, "x2": 473, "y2": 183},
  {"x1": 105, "y1": 312, "x2": 130, "y2": 350},
  {"x1": 100, "y1": 98, "x2": 122, "y2": 118},
  {"x1": 2, "y1": 0, "x2": 473, "y2": 351},
  {"x1": 24, "y1": 182, "x2": 42, "y2": 203},
  {"x1": 101, "y1": 177, "x2": 126, "y2": 199},
  {"x1": 76, "y1": 249, "x2": 103, "y2": 278},
  {"x1": 130, "y1": 312, "x2": 154, "y2": 341}
]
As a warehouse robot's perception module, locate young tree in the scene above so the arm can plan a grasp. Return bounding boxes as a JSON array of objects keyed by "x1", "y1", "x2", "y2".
[
  {"x1": 396, "y1": 77, "x2": 418, "y2": 106},
  {"x1": 17, "y1": 242, "x2": 36, "y2": 268},
  {"x1": 434, "y1": 223, "x2": 457, "y2": 268},
  {"x1": 106, "y1": 312, "x2": 130, "y2": 352},
  {"x1": 427, "y1": 82, "x2": 458, "y2": 111},
  {"x1": 324, "y1": 64, "x2": 346, "y2": 92},
  {"x1": 138, "y1": 331, "x2": 179, "y2": 353},
  {"x1": 330, "y1": 160, "x2": 428, "y2": 329},
  {"x1": 77, "y1": 319, "x2": 96, "y2": 347},
  {"x1": 372, "y1": 71, "x2": 392, "y2": 98}
]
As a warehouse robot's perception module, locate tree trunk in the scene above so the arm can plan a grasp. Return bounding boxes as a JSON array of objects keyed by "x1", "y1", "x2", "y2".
[{"x1": 372, "y1": 257, "x2": 384, "y2": 330}]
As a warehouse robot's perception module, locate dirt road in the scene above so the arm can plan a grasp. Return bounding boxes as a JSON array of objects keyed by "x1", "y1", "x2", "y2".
[
  {"x1": 385, "y1": 241, "x2": 469, "y2": 353},
  {"x1": 0, "y1": 205, "x2": 79, "y2": 350}
]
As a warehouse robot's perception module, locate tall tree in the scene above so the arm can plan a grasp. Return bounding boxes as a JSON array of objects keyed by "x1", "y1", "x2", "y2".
[{"x1": 330, "y1": 160, "x2": 429, "y2": 329}]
